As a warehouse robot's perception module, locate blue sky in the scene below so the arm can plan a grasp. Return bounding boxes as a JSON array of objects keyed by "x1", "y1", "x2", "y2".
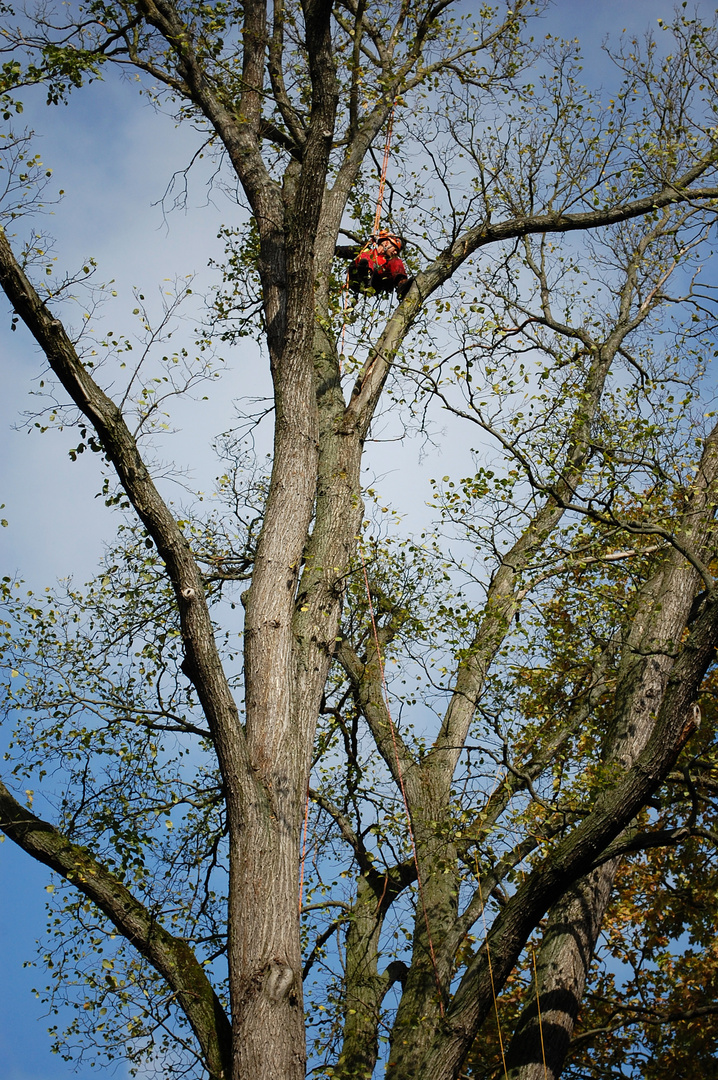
[
  {"x1": 0, "y1": 1, "x2": 712, "y2": 1076},
  {"x1": 0, "y1": 69, "x2": 237, "y2": 1080}
]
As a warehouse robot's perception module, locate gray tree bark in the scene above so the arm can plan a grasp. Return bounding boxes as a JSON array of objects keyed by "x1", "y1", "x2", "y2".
[{"x1": 505, "y1": 863, "x2": 618, "y2": 1080}]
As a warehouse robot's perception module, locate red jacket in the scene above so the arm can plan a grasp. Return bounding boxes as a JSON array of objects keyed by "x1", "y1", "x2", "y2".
[{"x1": 349, "y1": 247, "x2": 408, "y2": 294}]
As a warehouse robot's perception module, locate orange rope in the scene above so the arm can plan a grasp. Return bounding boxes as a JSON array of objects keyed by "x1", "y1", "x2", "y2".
[
  {"x1": 531, "y1": 945, "x2": 549, "y2": 1080},
  {"x1": 474, "y1": 855, "x2": 509, "y2": 1080},
  {"x1": 359, "y1": 542, "x2": 444, "y2": 1017},
  {"x1": 373, "y1": 105, "x2": 395, "y2": 236}
]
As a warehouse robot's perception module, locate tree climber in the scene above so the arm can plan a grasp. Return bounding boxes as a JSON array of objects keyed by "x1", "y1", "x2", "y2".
[{"x1": 342, "y1": 231, "x2": 413, "y2": 298}]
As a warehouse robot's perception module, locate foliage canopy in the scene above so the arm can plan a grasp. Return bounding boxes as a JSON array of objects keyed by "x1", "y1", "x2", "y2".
[{"x1": 2, "y1": 3, "x2": 718, "y2": 1080}]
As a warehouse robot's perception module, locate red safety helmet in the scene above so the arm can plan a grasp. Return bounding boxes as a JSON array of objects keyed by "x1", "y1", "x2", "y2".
[{"x1": 373, "y1": 230, "x2": 403, "y2": 253}]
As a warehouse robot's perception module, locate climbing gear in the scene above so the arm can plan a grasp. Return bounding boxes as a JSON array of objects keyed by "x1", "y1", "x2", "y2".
[
  {"x1": 339, "y1": 103, "x2": 405, "y2": 357},
  {"x1": 347, "y1": 239, "x2": 408, "y2": 296},
  {"x1": 345, "y1": 104, "x2": 409, "y2": 298}
]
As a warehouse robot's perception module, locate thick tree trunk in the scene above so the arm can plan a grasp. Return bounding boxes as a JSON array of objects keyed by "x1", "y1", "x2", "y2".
[
  {"x1": 385, "y1": 778, "x2": 461, "y2": 1075},
  {"x1": 229, "y1": 800, "x2": 307, "y2": 1080},
  {"x1": 504, "y1": 466, "x2": 718, "y2": 1080},
  {"x1": 504, "y1": 861, "x2": 618, "y2": 1080},
  {"x1": 334, "y1": 875, "x2": 397, "y2": 1080},
  {"x1": 227, "y1": 0, "x2": 341, "y2": 1062},
  {"x1": 229, "y1": 196, "x2": 320, "y2": 1068}
]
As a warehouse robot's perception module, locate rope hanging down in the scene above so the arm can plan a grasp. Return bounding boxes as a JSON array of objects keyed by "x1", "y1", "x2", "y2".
[
  {"x1": 474, "y1": 780, "x2": 549, "y2": 1080},
  {"x1": 372, "y1": 104, "x2": 395, "y2": 235},
  {"x1": 531, "y1": 946, "x2": 550, "y2": 1080},
  {"x1": 359, "y1": 543, "x2": 445, "y2": 1018},
  {"x1": 474, "y1": 854, "x2": 509, "y2": 1080},
  {"x1": 297, "y1": 546, "x2": 547, "y2": 1060},
  {"x1": 310, "y1": 106, "x2": 452, "y2": 1021},
  {"x1": 339, "y1": 104, "x2": 399, "y2": 358}
]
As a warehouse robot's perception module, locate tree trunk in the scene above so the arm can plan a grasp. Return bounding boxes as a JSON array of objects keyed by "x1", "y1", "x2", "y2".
[
  {"x1": 504, "y1": 860, "x2": 618, "y2": 1080},
  {"x1": 499, "y1": 442, "x2": 718, "y2": 1080},
  {"x1": 386, "y1": 778, "x2": 460, "y2": 1077},
  {"x1": 335, "y1": 875, "x2": 397, "y2": 1080},
  {"x1": 231, "y1": 362, "x2": 317, "y2": 1079}
]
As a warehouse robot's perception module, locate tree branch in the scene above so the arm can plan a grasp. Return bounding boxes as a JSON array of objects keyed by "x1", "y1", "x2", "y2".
[
  {"x1": 0, "y1": 778, "x2": 231, "y2": 1080},
  {"x1": 0, "y1": 227, "x2": 250, "y2": 802},
  {"x1": 345, "y1": 159, "x2": 718, "y2": 430},
  {"x1": 335, "y1": 637, "x2": 417, "y2": 792}
]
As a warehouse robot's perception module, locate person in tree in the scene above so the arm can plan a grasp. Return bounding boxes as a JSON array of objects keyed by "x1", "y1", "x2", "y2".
[{"x1": 345, "y1": 230, "x2": 412, "y2": 298}]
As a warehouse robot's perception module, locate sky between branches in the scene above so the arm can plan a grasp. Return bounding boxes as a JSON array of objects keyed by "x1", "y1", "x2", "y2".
[{"x1": 0, "y1": 2, "x2": 713, "y2": 1077}]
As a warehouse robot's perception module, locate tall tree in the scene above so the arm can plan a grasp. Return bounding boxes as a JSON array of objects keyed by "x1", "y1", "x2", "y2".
[{"x1": 2, "y1": 3, "x2": 718, "y2": 1079}]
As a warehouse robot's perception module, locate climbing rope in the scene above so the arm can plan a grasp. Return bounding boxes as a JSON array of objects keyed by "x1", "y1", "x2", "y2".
[
  {"x1": 498, "y1": 806, "x2": 549, "y2": 1079},
  {"x1": 372, "y1": 103, "x2": 395, "y2": 235},
  {"x1": 469, "y1": 770, "x2": 548, "y2": 1079},
  {"x1": 339, "y1": 103, "x2": 397, "y2": 362},
  {"x1": 359, "y1": 542, "x2": 445, "y2": 1017},
  {"x1": 297, "y1": 559, "x2": 547, "y2": 1062},
  {"x1": 474, "y1": 853, "x2": 509, "y2": 1080},
  {"x1": 297, "y1": 539, "x2": 445, "y2": 1016},
  {"x1": 531, "y1": 945, "x2": 550, "y2": 1080}
]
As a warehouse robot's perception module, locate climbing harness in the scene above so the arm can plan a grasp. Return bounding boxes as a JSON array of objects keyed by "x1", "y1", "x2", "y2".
[
  {"x1": 347, "y1": 234, "x2": 408, "y2": 297},
  {"x1": 342, "y1": 105, "x2": 407, "y2": 298},
  {"x1": 339, "y1": 105, "x2": 405, "y2": 357}
]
